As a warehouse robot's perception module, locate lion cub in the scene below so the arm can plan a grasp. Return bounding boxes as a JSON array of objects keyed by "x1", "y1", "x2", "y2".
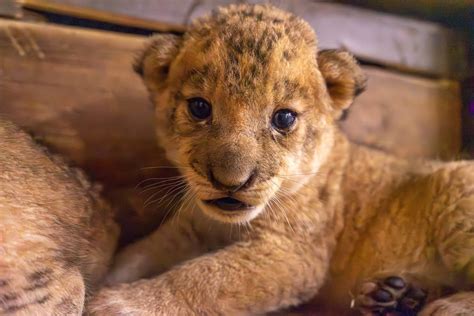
[
  {"x1": 89, "y1": 4, "x2": 473, "y2": 315},
  {"x1": 0, "y1": 120, "x2": 118, "y2": 315}
]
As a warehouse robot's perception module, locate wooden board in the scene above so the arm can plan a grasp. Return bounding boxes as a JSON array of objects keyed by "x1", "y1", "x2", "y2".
[
  {"x1": 21, "y1": 0, "x2": 188, "y2": 32},
  {"x1": 0, "y1": 0, "x2": 22, "y2": 18},
  {"x1": 341, "y1": 0, "x2": 474, "y2": 13},
  {"x1": 285, "y1": 2, "x2": 466, "y2": 79},
  {"x1": 20, "y1": 0, "x2": 466, "y2": 78},
  {"x1": 0, "y1": 20, "x2": 163, "y2": 185},
  {"x1": 0, "y1": 20, "x2": 462, "y2": 241},
  {"x1": 340, "y1": 67, "x2": 462, "y2": 159}
]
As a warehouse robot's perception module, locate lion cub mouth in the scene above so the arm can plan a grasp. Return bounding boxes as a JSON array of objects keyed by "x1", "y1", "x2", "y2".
[{"x1": 204, "y1": 197, "x2": 254, "y2": 211}]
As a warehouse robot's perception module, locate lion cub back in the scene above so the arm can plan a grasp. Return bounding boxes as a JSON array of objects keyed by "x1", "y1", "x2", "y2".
[{"x1": 0, "y1": 120, "x2": 118, "y2": 315}]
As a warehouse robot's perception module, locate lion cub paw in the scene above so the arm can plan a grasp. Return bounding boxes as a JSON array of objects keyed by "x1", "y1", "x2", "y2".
[{"x1": 354, "y1": 276, "x2": 427, "y2": 316}]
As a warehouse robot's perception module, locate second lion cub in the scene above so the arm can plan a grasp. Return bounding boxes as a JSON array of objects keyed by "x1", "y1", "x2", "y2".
[{"x1": 0, "y1": 120, "x2": 118, "y2": 315}]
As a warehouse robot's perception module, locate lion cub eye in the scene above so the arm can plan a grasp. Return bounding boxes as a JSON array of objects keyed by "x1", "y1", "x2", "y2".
[
  {"x1": 272, "y1": 109, "x2": 297, "y2": 132},
  {"x1": 187, "y1": 97, "x2": 212, "y2": 120}
]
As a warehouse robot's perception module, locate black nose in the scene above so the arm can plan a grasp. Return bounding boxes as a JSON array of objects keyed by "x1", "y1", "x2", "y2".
[{"x1": 208, "y1": 170, "x2": 257, "y2": 193}]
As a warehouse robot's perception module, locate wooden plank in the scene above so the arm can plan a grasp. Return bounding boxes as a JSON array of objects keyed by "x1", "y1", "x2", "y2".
[
  {"x1": 0, "y1": 20, "x2": 462, "y2": 241},
  {"x1": 0, "y1": 20, "x2": 162, "y2": 186},
  {"x1": 0, "y1": 0, "x2": 22, "y2": 18},
  {"x1": 20, "y1": 0, "x2": 466, "y2": 78},
  {"x1": 287, "y1": 2, "x2": 466, "y2": 79},
  {"x1": 339, "y1": 67, "x2": 462, "y2": 160},
  {"x1": 21, "y1": 0, "x2": 187, "y2": 32},
  {"x1": 342, "y1": 0, "x2": 474, "y2": 13}
]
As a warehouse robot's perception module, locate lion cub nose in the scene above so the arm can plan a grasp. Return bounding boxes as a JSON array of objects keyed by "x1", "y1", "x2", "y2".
[{"x1": 208, "y1": 168, "x2": 257, "y2": 193}]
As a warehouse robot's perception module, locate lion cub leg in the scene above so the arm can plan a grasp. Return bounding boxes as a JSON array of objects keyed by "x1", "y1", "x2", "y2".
[
  {"x1": 418, "y1": 163, "x2": 474, "y2": 315},
  {"x1": 105, "y1": 213, "x2": 208, "y2": 285},
  {"x1": 356, "y1": 163, "x2": 474, "y2": 316},
  {"x1": 433, "y1": 163, "x2": 474, "y2": 282}
]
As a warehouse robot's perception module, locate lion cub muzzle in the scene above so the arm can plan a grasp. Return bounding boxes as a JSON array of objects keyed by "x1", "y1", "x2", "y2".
[
  {"x1": 204, "y1": 147, "x2": 258, "y2": 212},
  {"x1": 208, "y1": 166, "x2": 257, "y2": 193}
]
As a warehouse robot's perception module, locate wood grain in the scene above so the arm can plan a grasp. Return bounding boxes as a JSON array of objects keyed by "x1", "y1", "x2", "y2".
[
  {"x1": 0, "y1": 0, "x2": 22, "y2": 19},
  {"x1": 289, "y1": 2, "x2": 466, "y2": 79},
  {"x1": 22, "y1": 0, "x2": 187, "y2": 32},
  {"x1": 340, "y1": 67, "x2": 462, "y2": 159}
]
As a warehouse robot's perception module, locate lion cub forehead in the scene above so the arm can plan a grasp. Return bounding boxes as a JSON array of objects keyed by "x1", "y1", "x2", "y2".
[
  {"x1": 175, "y1": 4, "x2": 319, "y2": 102},
  {"x1": 186, "y1": 4, "x2": 317, "y2": 58}
]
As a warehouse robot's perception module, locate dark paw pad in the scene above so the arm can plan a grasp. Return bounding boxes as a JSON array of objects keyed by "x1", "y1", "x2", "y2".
[
  {"x1": 398, "y1": 287, "x2": 427, "y2": 314},
  {"x1": 354, "y1": 276, "x2": 427, "y2": 316}
]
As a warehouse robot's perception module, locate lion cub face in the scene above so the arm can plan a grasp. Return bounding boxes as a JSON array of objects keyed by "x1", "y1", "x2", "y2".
[{"x1": 136, "y1": 5, "x2": 366, "y2": 223}]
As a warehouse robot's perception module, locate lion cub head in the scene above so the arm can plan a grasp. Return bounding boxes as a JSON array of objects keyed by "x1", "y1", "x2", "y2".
[{"x1": 135, "y1": 4, "x2": 366, "y2": 223}]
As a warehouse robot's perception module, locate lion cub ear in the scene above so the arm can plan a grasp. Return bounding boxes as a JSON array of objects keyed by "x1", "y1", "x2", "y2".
[
  {"x1": 317, "y1": 49, "x2": 367, "y2": 118},
  {"x1": 133, "y1": 34, "x2": 182, "y2": 91}
]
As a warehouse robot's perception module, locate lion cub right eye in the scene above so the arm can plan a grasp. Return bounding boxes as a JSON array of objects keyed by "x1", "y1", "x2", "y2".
[
  {"x1": 187, "y1": 97, "x2": 212, "y2": 121},
  {"x1": 272, "y1": 109, "x2": 297, "y2": 132}
]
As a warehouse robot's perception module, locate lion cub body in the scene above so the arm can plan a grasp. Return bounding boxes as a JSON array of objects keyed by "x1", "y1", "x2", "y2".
[
  {"x1": 323, "y1": 142, "x2": 474, "y2": 312},
  {"x1": 89, "y1": 4, "x2": 473, "y2": 315},
  {"x1": 0, "y1": 120, "x2": 118, "y2": 315}
]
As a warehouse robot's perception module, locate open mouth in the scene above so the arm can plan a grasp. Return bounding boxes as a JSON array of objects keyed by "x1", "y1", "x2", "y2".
[{"x1": 204, "y1": 197, "x2": 254, "y2": 211}]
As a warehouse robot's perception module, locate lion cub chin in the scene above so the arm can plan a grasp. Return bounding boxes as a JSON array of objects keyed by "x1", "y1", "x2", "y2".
[
  {"x1": 89, "y1": 4, "x2": 473, "y2": 316},
  {"x1": 0, "y1": 120, "x2": 118, "y2": 315}
]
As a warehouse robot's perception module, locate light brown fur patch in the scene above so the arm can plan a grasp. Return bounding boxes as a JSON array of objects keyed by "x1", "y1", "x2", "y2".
[
  {"x1": 0, "y1": 120, "x2": 119, "y2": 315},
  {"x1": 89, "y1": 4, "x2": 473, "y2": 315}
]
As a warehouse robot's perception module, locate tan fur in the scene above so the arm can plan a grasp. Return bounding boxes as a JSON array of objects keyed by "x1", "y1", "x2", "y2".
[
  {"x1": 88, "y1": 4, "x2": 474, "y2": 315},
  {"x1": 0, "y1": 120, "x2": 119, "y2": 315}
]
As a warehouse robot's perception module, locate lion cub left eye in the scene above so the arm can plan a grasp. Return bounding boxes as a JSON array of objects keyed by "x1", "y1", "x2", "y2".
[
  {"x1": 187, "y1": 97, "x2": 212, "y2": 121},
  {"x1": 272, "y1": 109, "x2": 297, "y2": 132}
]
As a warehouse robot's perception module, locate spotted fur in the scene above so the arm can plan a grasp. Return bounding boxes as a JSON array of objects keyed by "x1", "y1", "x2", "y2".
[
  {"x1": 0, "y1": 121, "x2": 119, "y2": 315},
  {"x1": 89, "y1": 4, "x2": 473, "y2": 315}
]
